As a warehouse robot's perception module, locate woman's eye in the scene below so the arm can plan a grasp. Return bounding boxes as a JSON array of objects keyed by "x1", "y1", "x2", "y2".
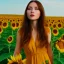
[
  {"x1": 27, "y1": 7, "x2": 31, "y2": 10},
  {"x1": 35, "y1": 7, "x2": 39, "y2": 10},
  {"x1": 27, "y1": 7, "x2": 39, "y2": 10}
]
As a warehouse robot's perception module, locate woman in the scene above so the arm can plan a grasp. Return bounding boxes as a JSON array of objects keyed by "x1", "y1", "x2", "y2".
[{"x1": 14, "y1": 0, "x2": 53, "y2": 64}]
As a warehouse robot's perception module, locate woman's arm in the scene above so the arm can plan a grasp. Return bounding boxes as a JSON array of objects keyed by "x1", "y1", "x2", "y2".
[
  {"x1": 47, "y1": 28, "x2": 53, "y2": 64},
  {"x1": 47, "y1": 27, "x2": 51, "y2": 44},
  {"x1": 14, "y1": 30, "x2": 22, "y2": 56},
  {"x1": 47, "y1": 43, "x2": 53, "y2": 64}
]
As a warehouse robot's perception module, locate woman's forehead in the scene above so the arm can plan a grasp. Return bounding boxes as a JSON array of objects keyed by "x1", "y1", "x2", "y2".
[{"x1": 28, "y1": 2, "x2": 38, "y2": 7}]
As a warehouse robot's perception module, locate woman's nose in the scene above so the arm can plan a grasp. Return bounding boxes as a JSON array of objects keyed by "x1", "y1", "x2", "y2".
[{"x1": 31, "y1": 9, "x2": 34, "y2": 13}]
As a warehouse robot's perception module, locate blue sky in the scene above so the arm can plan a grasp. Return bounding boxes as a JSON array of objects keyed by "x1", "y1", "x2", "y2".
[{"x1": 0, "y1": 0, "x2": 64, "y2": 16}]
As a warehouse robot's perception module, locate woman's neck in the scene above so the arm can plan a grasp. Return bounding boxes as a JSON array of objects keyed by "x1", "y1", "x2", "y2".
[
  {"x1": 31, "y1": 20, "x2": 37, "y2": 30},
  {"x1": 31, "y1": 20, "x2": 37, "y2": 42}
]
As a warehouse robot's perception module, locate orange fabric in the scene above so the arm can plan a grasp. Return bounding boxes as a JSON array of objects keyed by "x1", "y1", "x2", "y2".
[
  {"x1": 44, "y1": 26, "x2": 50, "y2": 34},
  {"x1": 23, "y1": 27, "x2": 51, "y2": 64}
]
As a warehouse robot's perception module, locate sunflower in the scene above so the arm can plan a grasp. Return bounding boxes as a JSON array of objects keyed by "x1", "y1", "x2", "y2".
[
  {"x1": 7, "y1": 36, "x2": 13, "y2": 43},
  {"x1": 49, "y1": 19, "x2": 54, "y2": 27},
  {"x1": 61, "y1": 34, "x2": 64, "y2": 42},
  {"x1": 2, "y1": 21, "x2": 8, "y2": 28},
  {"x1": 8, "y1": 54, "x2": 26, "y2": 64},
  {"x1": 56, "y1": 38, "x2": 64, "y2": 53},
  {"x1": 57, "y1": 22, "x2": 62, "y2": 29},
  {"x1": 44, "y1": 23, "x2": 48, "y2": 27},
  {"x1": 56, "y1": 42, "x2": 64, "y2": 53},
  {"x1": 8, "y1": 54, "x2": 22, "y2": 64},
  {"x1": 0, "y1": 21, "x2": 2, "y2": 26},
  {"x1": 48, "y1": 22, "x2": 51, "y2": 27},
  {"x1": 52, "y1": 24, "x2": 56, "y2": 28},
  {"x1": 52, "y1": 28, "x2": 59, "y2": 36},
  {"x1": 18, "y1": 20, "x2": 22, "y2": 28},
  {"x1": 61, "y1": 20, "x2": 64, "y2": 28},
  {"x1": 16, "y1": 21, "x2": 20, "y2": 29},
  {"x1": 46, "y1": 20, "x2": 51, "y2": 27},
  {"x1": 44, "y1": 20, "x2": 48, "y2": 27},
  {"x1": 11, "y1": 21, "x2": 16, "y2": 30},
  {"x1": 51, "y1": 21, "x2": 58, "y2": 29}
]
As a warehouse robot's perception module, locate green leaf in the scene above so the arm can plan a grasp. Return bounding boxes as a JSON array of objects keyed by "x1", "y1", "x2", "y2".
[
  {"x1": 58, "y1": 58, "x2": 64, "y2": 64},
  {"x1": 45, "y1": 60, "x2": 49, "y2": 64},
  {"x1": 0, "y1": 47, "x2": 4, "y2": 51},
  {"x1": 0, "y1": 52, "x2": 13, "y2": 62},
  {"x1": 42, "y1": 62, "x2": 44, "y2": 64}
]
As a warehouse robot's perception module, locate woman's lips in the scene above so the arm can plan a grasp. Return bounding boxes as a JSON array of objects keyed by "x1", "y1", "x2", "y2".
[{"x1": 30, "y1": 14, "x2": 35, "y2": 17}]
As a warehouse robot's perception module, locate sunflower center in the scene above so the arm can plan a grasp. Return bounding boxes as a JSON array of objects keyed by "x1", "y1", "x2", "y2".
[
  {"x1": 3, "y1": 22, "x2": 7, "y2": 27},
  {"x1": 0, "y1": 28, "x2": 2, "y2": 32},
  {"x1": 53, "y1": 29, "x2": 57, "y2": 34},
  {"x1": 8, "y1": 37, "x2": 12, "y2": 41},
  {"x1": 12, "y1": 23, "x2": 15, "y2": 27},
  {"x1": 16, "y1": 23, "x2": 19, "y2": 27},
  {"x1": 57, "y1": 41, "x2": 64, "y2": 49},
  {"x1": 58, "y1": 24, "x2": 61, "y2": 27},
  {"x1": 62, "y1": 35, "x2": 64, "y2": 40},
  {"x1": 53, "y1": 24, "x2": 56, "y2": 28},
  {"x1": 12, "y1": 62, "x2": 18, "y2": 64}
]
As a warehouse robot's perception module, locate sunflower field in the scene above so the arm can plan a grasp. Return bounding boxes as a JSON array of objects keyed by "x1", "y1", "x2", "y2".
[
  {"x1": 0, "y1": 17, "x2": 26, "y2": 64},
  {"x1": 45, "y1": 17, "x2": 64, "y2": 64},
  {"x1": 0, "y1": 16, "x2": 64, "y2": 64}
]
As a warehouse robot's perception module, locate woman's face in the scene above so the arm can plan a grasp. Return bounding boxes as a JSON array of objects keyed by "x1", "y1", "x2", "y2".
[{"x1": 27, "y1": 2, "x2": 40, "y2": 21}]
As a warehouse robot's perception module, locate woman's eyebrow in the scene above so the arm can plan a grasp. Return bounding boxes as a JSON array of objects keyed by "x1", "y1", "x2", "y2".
[
  {"x1": 28, "y1": 6, "x2": 32, "y2": 8},
  {"x1": 28, "y1": 6, "x2": 38, "y2": 8}
]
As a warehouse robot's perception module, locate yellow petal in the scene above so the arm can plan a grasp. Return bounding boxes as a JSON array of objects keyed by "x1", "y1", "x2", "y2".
[
  {"x1": 7, "y1": 59, "x2": 13, "y2": 64},
  {"x1": 15, "y1": 54, "x2": 22, "y2": 61},
  {"x1": 56, "y1": 44, "x2": 64, "y2": 53},
  {"x1": 10, "y1": 56, "x2": 16, "y2": 61},
  {"x1": 22, "y1": 59, "x2": 27, "y2": 64}
]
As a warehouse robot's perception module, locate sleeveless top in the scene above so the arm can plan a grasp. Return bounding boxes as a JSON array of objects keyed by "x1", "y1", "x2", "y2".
[{"x1": 23, "y1": 27, "x2": 51, "y2": 64}]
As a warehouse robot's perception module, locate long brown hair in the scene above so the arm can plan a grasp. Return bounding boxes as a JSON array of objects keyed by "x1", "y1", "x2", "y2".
[{"x1": 19, "y1": 0, "x2": 48, "y2": 47}]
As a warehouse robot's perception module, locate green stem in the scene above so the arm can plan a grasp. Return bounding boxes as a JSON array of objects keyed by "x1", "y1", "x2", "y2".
[
  {"x1": 12, "y1": 30, "x2": 13, "y2": 35},
  {"x1": 0, "y1": 34, "x2": 1, "y2": 38},
  {"x1": 58, "y1": 52, "x2": 60, "y2": 60},
  {"x1": 9, "y1": 45, "x2": 10, "y2": 53}
]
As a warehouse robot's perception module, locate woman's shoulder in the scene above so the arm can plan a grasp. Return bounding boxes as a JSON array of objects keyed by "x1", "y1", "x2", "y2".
[
  {"x1": 16, "y1": 28, "x2": 21, "y2": 39},
  {"x1": 17, "y1": 27, "x2": 23, "y2": 35},
  {"x1": 44, "y1": 26, "x2": 51, "y2": 34},
  {"x1": 17, "y1": 28, "x2": 21, "y2": 35}
]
